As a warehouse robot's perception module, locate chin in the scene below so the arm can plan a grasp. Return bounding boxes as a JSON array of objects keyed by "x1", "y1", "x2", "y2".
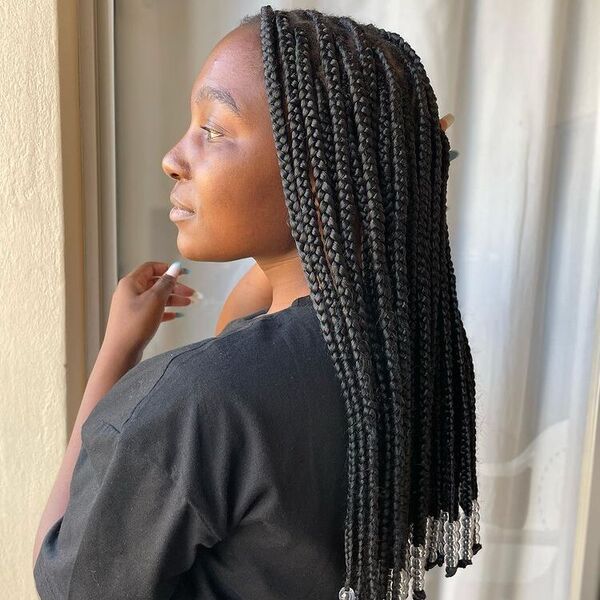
[
  {"x1": 176, "y1": 239, "x2": 212, "y2": 262},
  {"x1": 175, "y1": 234, "x2": 246, "y2": 263}
]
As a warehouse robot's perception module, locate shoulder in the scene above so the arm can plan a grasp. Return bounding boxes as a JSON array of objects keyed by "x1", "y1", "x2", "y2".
[
  {"x1": 79, "y1": 332, "x2": 267, "y2": 517},
  {"x1": 83, "y1": 305, "x2": 320, "y2": 442}
]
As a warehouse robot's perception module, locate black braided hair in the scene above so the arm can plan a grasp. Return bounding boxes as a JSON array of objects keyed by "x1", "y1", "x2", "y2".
[{"x1": 239, "y1": 7, "x2": 482, "y2": 599}]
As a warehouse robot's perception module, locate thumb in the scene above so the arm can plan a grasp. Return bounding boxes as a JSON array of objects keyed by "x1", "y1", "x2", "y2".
[{"x1": 151, "y1": 261, "x2": 181, "y2": 297}]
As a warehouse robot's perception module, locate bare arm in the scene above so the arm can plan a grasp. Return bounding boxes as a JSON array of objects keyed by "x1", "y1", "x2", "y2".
[{"x1": 214, "y1": 262, "x2": 272, "y2": 336}]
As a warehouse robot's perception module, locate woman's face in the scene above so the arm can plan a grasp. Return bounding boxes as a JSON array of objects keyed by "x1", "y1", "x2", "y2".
[{"x1": 161, "y1": 24, "x2": 294, "y2": 262}]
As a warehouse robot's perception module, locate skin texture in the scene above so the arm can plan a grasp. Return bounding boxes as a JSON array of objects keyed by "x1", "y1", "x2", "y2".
[
  {"x1": 214, "y1": 262, "x2": 273, "y2": 335},
  {"x1": 162, "y1": 23, "x2": 311, "y2": 316}
]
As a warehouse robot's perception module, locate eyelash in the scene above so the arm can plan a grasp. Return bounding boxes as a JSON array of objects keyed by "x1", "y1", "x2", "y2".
[{"x1": 200, "y1": 126, "x2": 222, "y2": 141}]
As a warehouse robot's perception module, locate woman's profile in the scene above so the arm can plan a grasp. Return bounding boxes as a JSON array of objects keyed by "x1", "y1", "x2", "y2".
[{"x1": 33, "y1": 6, "x2": 481, "y2": 600}]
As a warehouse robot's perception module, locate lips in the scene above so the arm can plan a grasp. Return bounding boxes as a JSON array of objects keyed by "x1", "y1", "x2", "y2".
[{"x1": 170, "y1": 195, "x2": 195, "y2": 213}]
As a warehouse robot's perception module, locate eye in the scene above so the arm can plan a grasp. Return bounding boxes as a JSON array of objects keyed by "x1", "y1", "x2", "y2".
[{"x1": 200, "y1": 126, "x2": 223, "y2": 141}]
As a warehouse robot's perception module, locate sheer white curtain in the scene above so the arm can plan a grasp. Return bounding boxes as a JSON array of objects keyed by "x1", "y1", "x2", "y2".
[{"x1": 115, "y1": 1, "x2": 600, "y2": 598}]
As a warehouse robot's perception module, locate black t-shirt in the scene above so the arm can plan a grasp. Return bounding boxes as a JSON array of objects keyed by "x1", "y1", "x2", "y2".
[{"x1": 34, "y1": 294, "x2": 348, "y2": 599}]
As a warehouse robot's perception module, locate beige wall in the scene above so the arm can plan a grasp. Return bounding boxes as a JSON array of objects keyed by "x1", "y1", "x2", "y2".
[{"x1": 0, "y1": 0, "x2": 83, "y2": 597}]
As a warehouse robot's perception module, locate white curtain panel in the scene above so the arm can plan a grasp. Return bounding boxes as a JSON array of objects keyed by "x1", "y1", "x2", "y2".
[{"x1": 115, "y1": 1, "x2": 600, "y2": 598}]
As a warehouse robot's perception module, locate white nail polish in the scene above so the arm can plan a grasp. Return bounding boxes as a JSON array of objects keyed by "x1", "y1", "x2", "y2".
[
  {"x1": 189, "y1": 291, "x2": 204, "y2": 303},
  {"x1": 165, "y1": 261, "x2": 181, "y2": 277}
]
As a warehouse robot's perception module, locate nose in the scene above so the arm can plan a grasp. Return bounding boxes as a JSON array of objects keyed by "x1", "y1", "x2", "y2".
[{"x1": 161, "y1": 146, "x2": 187, "y2": 181}]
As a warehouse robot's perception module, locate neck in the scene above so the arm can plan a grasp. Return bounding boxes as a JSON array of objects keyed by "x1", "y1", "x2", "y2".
[{"x1": 255, "y1": 249, "x2": 310, "y2": 314}]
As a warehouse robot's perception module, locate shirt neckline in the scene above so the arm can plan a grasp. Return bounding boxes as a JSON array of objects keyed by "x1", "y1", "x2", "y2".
[
  {"x1": 255, "y1": 293, "x2": 312, "y2": 316},
  {"x1": 291, "y1": 294, "x2": 311, "y2": 307},
  {"x1": 218, "y1": 294, "x2": 312, "y2": 336}
]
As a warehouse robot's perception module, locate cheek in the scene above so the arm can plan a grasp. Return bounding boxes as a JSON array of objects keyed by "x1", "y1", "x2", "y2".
[
  {"x1": 198, "y1": 141, "x2": 287, "y2": 230},
  {"x1": 176, "y1": 136, "x2": 293, "y2": 260}
]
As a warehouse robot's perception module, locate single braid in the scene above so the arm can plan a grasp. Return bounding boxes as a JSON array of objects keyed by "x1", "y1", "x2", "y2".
[{"x1": 242, "y1": 6, "x2": 482, "y2": 598}]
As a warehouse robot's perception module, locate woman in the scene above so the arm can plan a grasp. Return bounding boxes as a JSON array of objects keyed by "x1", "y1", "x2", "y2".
[{"x1": 33, "y1": 6, "x2": 480, "y2": 600}]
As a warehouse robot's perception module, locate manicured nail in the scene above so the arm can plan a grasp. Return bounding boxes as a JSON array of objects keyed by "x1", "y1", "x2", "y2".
[
  {"x1": 449, "y1": 149, "x2": 460, "y2": 162},
  {"x1": 166, "y1": 261, "x2": 181, "y2": 277},
  {"x1": 189, "y1": 290, "x2": 204, "y2": 303},
  {"x1": 442, "y1": 113, "x2": 455, "y2": 127},
  {"x1": 173, "y1": 312, "x2": 184, "y2": 318},
  {"x1": 180, "y1": 267, "x2": 190, "y2": 274}
]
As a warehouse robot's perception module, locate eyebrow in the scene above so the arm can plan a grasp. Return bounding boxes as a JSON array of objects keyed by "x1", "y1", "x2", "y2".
[{"x1": 192, "y1": 84, "x2": 242, "y2": 119}]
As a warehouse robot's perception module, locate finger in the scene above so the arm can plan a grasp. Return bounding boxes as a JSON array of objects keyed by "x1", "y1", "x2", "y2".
[
  {"x1": 150, "y1": 273, "x2": 175, "y2": 303},
  {"x1": 125, "y1": 261, "x2": 171, "y2": 293},
  {"x1": 174, "y1": 283, "x2": 196, "y2": 296},
  {"x1": 161, "y1": 311, "x2": 182, "y2": 322},
  {"x1": 164, "y1": 261, "x2": 183, "y2": 278},
  {"x1": 440, "y1": 113, "x2": 455, "y2": 131},
  {"x1": 129, "y1": 261, "x2": 170, "y2": 281},
  {"x1": 150, "y1": 268, "x2": 179, "y2": 299},
  {"x1": 148, "y1": 277, "x2": 196, "y2": 296},
  {"x1": 129, "y1": 260, "x2": 189, "y2": 289},
  {"x1": 164, "y1": 294, "x2": 194, "y2": 307}
]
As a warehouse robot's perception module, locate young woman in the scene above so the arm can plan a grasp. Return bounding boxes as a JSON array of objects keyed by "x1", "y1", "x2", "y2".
[{"x1": 33, "y1": 6, "x2": 480, "y2": 600}]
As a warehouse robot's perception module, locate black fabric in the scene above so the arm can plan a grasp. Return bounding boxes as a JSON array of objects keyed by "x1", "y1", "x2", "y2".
[{"x1": 34, "y1": 294, "x2": 348, "y2": 600}]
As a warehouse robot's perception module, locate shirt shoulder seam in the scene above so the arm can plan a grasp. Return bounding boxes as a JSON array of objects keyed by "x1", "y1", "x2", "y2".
[
  {"x1": 84, "y1": 345, "x2": 224, "y2": 544},
  {"x1": 121, "y1": 343, "x2": 209, "y2": 430},
  {"x1": 90, "y1": 417, "x2": 223, "y2": 545}
]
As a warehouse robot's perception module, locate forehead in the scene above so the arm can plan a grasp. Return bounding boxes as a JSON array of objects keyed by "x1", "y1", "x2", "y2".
[{"x1": 190, "y1": 25, "x2": 264, "y2": 119}]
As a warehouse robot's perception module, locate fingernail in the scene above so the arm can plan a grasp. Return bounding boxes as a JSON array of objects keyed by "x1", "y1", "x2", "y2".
[
  {"x1": 449, "y1": 149, "x2": 460, "y2": 162},
  {"x1": 189, "y1": 290, "x2": 204, "y2": 303},
  {"x1": 180, "y1": 267, "x2": 190, "y2": 274},
  {"x1": 173, "y1": 312, "x2": 184, "y2": 318},
  {"x1": 442, "y1": 113, "x2": 455, "y2": 127},
  {"x1": 166, "y1": 261, "x2": 181, "y2": 277}
]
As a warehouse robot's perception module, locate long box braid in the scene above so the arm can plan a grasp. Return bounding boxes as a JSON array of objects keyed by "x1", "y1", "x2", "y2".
[{"x1": 240, "y1": 7, "x2": 482, "y2": 599}]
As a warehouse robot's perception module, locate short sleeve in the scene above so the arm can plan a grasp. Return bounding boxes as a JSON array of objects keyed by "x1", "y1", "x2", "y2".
[{"x1": 33, "y1": 418, "x2": 219, "y2": 600}]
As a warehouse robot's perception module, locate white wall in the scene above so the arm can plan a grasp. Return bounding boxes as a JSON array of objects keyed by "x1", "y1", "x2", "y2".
[{"x1": 0, "y1": 0, "x2": 83, "y2": 597}]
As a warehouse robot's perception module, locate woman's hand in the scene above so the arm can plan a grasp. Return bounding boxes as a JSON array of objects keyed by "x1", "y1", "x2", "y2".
[
  {"x1": 440, "y1": 113, "x2": 455, "y2": 131},
  {"x1": 102, "y1": 261, "x2": 197, "y2": 358},
  {"x1": 440, "y1": 113, "x2": 460, "y2": 162}
]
